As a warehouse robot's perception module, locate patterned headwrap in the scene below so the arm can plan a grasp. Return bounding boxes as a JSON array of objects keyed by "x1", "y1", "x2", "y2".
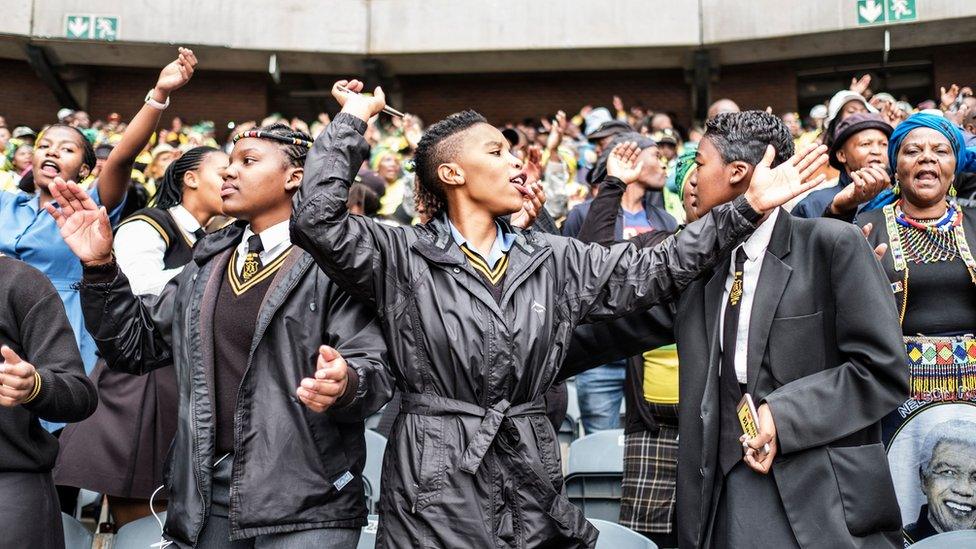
[
  {"x1": 666, "y1": 144, "x2": 698, "y2": 202},
  {"x1": 861, "y1": 113, "x2": 976, "y2": 213},
  {"x1": 888, "y1": 112, "x2": 971, "y2": 176}
]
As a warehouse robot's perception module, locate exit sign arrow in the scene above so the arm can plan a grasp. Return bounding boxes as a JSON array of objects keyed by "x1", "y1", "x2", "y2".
[{"x1": 859, "y1": 0, "x2": 884, "y2": 24}]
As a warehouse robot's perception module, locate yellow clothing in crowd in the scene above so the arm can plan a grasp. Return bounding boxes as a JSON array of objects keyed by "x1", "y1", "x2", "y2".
[{"x1": 642, "y1": 344, "x2": 679, "y2": 404}]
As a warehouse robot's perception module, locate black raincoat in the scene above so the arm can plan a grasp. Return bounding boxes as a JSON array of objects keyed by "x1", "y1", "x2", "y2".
[
  {"x1": 291, "y1": 113, "x2": 762, "y2": 548},
  {"x1": 78, "y1": 223, "x2": 392, "y2": 545}
]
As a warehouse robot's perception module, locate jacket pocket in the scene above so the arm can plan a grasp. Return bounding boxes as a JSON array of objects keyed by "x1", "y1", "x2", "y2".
[
  {"x1": 768, "y1": 311, "x2": 824, "y2": 385},
  {"x1": 826, "y1": 443, "x2": 901, "y2": 536},
  {"x1": 416, "y1": 415, "x2": 447, "y2": 508}
]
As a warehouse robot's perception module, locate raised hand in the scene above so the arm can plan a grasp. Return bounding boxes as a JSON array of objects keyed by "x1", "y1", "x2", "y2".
[
  {"x1": 0, "y1": 346, "x2": 38, "y2": 407},
  {"x1": 941, "y1": 83, "x2": 961, "y2": 111},
  {"x1": 743, "y1": 143, "x2": 828, "y2": 213},
  {"x1": 43, "y1": 178, "x2": 114, "y2": 265},
  {"x1": 523, "y1": 145, "x2": 544, "y2": 185},
  {"x1": 331, "y1": 79, "x2": 387, "y2": 123},
  {"x1": 511, "y1": 181, "x2": 547, "y2": 230},
  {"x1": 828, "y1": 166, "x2": 890, "y2": 215},
  {"x1": 606, "y1": 141, "x2": 644, "y2": 185},
  {"x1": 850, "y1": 74, "x2": 871, "y2": 96},
  {"x1": 546, "y1": 110, "x2": 567, "y2": 153},
  {"x1": 155, "y1": 47, "x2": 197, "y2": 97},
  {"x1": 298, "y1": 345, "x2": 350, "y2": 413}
]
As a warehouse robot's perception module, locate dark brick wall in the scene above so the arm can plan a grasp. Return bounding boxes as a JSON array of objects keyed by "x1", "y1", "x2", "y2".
[{"x1": 0, "y1": 59, "x2": 63, "y2": 130}]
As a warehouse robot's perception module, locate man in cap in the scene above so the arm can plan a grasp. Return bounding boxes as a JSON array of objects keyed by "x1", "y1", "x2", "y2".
[
  {"x1": 652, "y1": 128, "x2": 680, "y2": 163},
  {"x1": 792, "y1": 112, "x2": 891, "y2": 219},
  {"x1": 588, "y1": 120, "x2": 633, "y2": 155}
]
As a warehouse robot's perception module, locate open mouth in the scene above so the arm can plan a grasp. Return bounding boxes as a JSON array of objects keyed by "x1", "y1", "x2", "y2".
[
  {"x1": 39, "y1": 160, "x2": 60, "y2": 178},
  {"x1": 509, "y1": 173, "x2": 530, "y2": 197},
  {"x1": 915, "y1": 169, "x2": 940, "y2": 182},
  {"x1": 944, "y1": 500, "x2": 975, "y2": 516}
]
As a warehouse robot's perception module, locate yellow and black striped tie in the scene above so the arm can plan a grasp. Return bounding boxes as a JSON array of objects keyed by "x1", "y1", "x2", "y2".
[{"x1": 241, "y1": 234, "x2": 264, "y2": 281}]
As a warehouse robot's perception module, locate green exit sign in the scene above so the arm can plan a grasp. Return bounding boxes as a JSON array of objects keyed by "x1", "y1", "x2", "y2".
[
  {"x1": 64, "y1": 14, "x2": 120, "y2": 41},
  {"x1": 857, "y1": 0, "x2": 917, "y2": 26}
]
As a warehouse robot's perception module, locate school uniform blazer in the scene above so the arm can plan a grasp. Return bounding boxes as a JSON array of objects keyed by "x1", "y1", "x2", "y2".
[{"x1": 565, "y1": 211, "x2": 909, "y2": 549}]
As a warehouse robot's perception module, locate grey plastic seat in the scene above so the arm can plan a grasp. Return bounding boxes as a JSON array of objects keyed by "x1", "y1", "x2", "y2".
[
  {"x1": 559, "y1": 381, "x2": 582, "y2": 446},
  {"x1": 74, "y1": 488, "x2": 101, "y2": 520},
  {"x1": 909, "y1": 529, "x2": 976, "y2": 548},
  {"x1": 565, "y1": 429, "x2": 625, "y2": 521},
  {"x1": 357, "y1": 514, "x2": 379, "y2": 549},
  {"x1": 363, "y1": 429, "x2": 388, "y2": 513},
  {"x1": 61, "y1": 512, "x2": 93, "y2": 549},
  {"x1": 589, "y1": 518, "x2": 657, "y2": 549},
  {"x1": 114, "y1": 512, "x2": 167, "y2": 549},
  {"x1": 364, "y1": 404, "x2": 385, "y2": 432}
]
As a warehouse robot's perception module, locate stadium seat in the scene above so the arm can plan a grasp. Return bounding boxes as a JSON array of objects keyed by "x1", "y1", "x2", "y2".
[
  {"x1": 909, "y1": 529, "x2": 976, "y2": 547},
  {"x1": 559, "y1": 381, "x2": 582, "y2": 446},
  {"x1": 74, "y1": 488, "x2": 101, "y2": 520},
  {"x1": 363, "y1": 429, "x2": 388, "y2": 513},
  {"x1": 61, "y1": 512, "x2": 93, "y2": 549},
  {"x1": 364, "y1": 404, "x2": 385, "y2": 432},
  {"x1": 357, "y1": 514, "x2": 379, "y2": 549},
  {"x1": 114, "y1": 512, "x2": 167, "y2": 549},
  {"x1": 589, "y1": 518, "x2": 657, "y2": 549},
  {"x1": 565, "y1": 429, "x2": 625, "y2": 521}
]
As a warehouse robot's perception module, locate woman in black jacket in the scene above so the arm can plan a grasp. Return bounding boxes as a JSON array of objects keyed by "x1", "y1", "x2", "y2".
[
  {"x1": 46, "y1": 124, "x2": 393, "y2": 548},
  {"x1": 289, "y1": 79, "x2": 826, "y2": 548},
  {"x1": 0, "y1": 255, "x2": 98, "y2": 548}
]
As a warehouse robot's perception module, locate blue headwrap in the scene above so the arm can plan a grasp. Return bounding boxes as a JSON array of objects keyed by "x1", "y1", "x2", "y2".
[
  {"x1": 862, "y1": 113, "x2": 976, "y2": 213},
  {"x1": 888, "y1": 112, "x2": 971, "y2": 176}
]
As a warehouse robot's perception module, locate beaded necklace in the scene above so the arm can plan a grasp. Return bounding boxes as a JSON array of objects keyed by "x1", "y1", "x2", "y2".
[
  {"x1": 883, "y1": 200, "x2": 976, "y2": 324},
  {"x1": 894, "y1": 201, "x2": 961, "y2": 263}
]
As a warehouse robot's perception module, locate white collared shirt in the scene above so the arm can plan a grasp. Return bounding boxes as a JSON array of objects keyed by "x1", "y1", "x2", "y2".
[
  {"x1": 234, "y1": 220, "x2": 292, "y2": 276},
  {"x1": 114, "y1": 205, "x2": 203, "y2": 295},
  {"x1": 719, "y1": 208, "x2": 780, "y2": 383}
]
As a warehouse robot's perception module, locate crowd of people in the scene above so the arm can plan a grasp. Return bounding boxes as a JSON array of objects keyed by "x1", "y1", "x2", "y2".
[{"x1": 2, "y1": 46, "x2": 976, "y2": 549}]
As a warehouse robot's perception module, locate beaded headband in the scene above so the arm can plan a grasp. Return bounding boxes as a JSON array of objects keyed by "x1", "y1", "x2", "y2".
[{"x1": 232, "y1": 130, "x2": 313, "y2": 149}]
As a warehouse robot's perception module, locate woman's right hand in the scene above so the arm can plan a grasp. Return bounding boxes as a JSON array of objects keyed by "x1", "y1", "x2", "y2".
[
  {"x1": 153, "y1": 47, "x2": 197, "y2": 100},
  {"x1": 43, "y1": 178, "x2": 114, "y2": 266},
  {"x1": 332, "y1": 79, "x2": 387, "y2": 123}
]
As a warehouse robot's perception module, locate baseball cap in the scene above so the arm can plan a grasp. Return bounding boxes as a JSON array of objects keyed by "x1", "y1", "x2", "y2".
[
  {"x1": 12, "y1": 126, "x2": 36, "y2": 139},
  {"x1": 827, "y1": 90, "x2": 877, "y2": 127},
  {"x1": 652, "y1": 128, "x2": 678, "y2": 146},
  {"x1": 587, "y1": 120, "x2": 632, "y2": 142},
  {"x1": 809, "y1": 104, "x2": 828, "y2": 120},
  {"x1": 583, "y1": 108, "x2": 613, "y2": 137}
]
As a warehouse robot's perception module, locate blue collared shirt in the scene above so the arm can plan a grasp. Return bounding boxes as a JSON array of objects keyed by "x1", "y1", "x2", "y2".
[{"x1": 448, "y1": 220, "x2": 515, "y2": 268}]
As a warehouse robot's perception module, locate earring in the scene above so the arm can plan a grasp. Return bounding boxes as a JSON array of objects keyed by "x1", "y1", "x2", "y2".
[
  {"x1": 949, "y1": 184, "x2": 958, "y2": 198},
  {"x1": 892, "y1": 178, "x2": 901, "y2": 195}
]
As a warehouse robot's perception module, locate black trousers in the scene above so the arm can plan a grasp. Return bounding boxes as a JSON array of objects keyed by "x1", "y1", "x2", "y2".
[
  {"x1": 711, "y1": 463, "x2": 799, "y2": 549},
  {"x1": 0, "y1": 471, "x2": 64, "y2": 549}
]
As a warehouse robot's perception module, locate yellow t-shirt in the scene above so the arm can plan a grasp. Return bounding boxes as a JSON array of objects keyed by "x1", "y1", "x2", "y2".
[
  {"x1": 379, "y1": 179, "x2": 406, "y2": 217},
  {"x1": 642, "y1": 344, "x2": 679, "y2": 404}
]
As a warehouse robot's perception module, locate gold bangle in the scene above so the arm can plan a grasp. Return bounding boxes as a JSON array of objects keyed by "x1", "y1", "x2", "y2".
[{"x1": 22, "y1": 371, "x2": 42, "y2": 405}]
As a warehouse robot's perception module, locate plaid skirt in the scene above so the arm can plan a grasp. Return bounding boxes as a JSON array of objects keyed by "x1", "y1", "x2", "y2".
[{"x1": 619, "y1": 403, "x2": 679, "y2": 534}]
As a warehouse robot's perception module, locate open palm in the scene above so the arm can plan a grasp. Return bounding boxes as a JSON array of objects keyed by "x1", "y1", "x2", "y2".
[
  {"x1": 745, "y1": 143, "x2": 828, "y2": 212},
  {"x1": 43, "y1": 178, "x2": 114, "y2": 264},
  {"x1": 606, "y1": 141, "x2": 644, "y2": 185}
]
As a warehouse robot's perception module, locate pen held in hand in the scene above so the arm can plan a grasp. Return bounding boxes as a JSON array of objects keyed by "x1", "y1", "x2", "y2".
[{"x1": 336, "y1": 85, "x2": 405, "y2": 118}]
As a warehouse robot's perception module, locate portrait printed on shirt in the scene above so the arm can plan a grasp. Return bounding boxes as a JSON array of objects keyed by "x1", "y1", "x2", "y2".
[{"x1": 886, "y1": 403, "x2": 976, "y2": 545}]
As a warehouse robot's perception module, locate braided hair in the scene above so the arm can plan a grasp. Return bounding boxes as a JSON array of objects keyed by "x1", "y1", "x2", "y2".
[
  {"x1": 154, "y1": 146, "x2": 220, "y2": 209},
  {"x1": 235, "y1": 123, "x2": 312, "y2": 168},
  {"x1": 412, "y1": 110, "x2": 487, "y2": 218}
]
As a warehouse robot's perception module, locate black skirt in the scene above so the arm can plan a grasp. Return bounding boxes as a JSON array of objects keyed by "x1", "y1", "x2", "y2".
[{"x1": 53, "y1": 360, "x2": 178, "y2": 499}]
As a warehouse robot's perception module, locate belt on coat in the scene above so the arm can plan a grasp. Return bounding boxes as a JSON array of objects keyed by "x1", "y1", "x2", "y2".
[{"x1": 399, "y1": 392, "x2": 547, "y2": 475}]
